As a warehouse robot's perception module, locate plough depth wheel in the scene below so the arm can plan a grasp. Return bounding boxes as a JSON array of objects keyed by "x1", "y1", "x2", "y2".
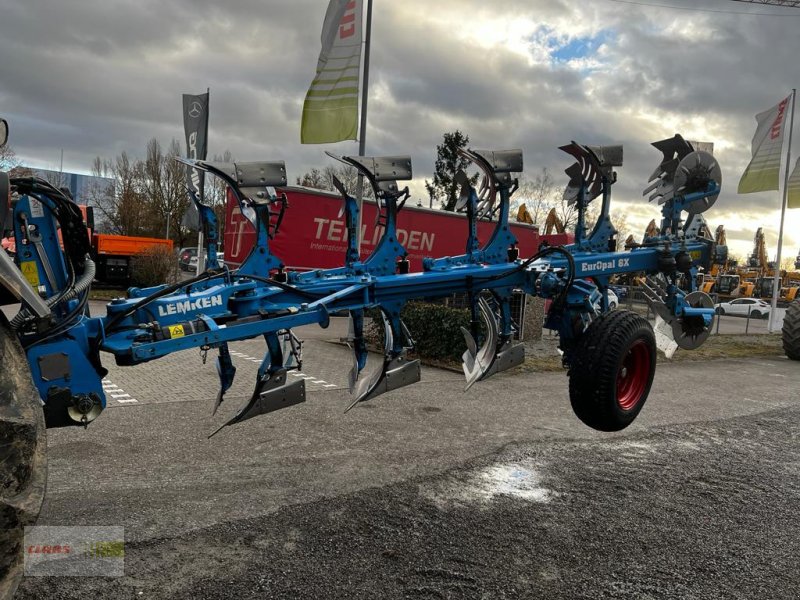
[
  {"x1": 568, "y1": 310, "x2": 656, "y2": 432},
  {"x1": 0, "y1": 313, "x2": 47, "y2": 600},
  {"x1": 783, "y1": 300, "x2": 800, "y2": 361}
]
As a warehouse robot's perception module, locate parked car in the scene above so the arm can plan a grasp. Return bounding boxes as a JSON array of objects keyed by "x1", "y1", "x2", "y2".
[
  {"x1": 607, "y1": 289, "x2": 619, "y2": 310},
  {"x1": 590, "y1": 289, "x2": 619, "y2": 311},
  {"x1": 178, "y1": 247, "x2": 197, "y2": 271},
  {"x1": 188, "y1": 252, "x2": 223, "y2": 272},
  {"x1": 714, "y1": 298, "x2": 770, "y2": 319},
  {"x1": 609, "y1": 284, "x2": 628, "y2": 301}
]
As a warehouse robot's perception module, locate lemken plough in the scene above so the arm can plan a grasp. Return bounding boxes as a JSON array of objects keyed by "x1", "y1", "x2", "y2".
[
  {"x1": 0, "y1": 133, "x2": 725, "y2": 596},
  {"x1": 0, "y1": 136, "x2": 726, "y2": 437}
]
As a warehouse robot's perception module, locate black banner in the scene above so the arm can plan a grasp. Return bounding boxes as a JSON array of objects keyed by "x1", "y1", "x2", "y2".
[
  {"x1": 182, "y1": 91, "x2": 209, "y2": 195},
  {"x1": 182, "y1": 92, "x2": 209, "y2": 230}
]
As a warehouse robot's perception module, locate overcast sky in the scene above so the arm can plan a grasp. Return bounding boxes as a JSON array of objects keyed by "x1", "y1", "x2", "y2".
[{"x1": 1, "y1": 0, "x2": 799, "y2": 259}]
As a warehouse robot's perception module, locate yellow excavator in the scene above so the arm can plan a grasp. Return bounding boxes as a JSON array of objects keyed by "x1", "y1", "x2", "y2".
[
  {"x1": 516, "y1": 203, "x2": 534, "y2": 225},
  {"x1": 644, "y1": 219, "x2": 660, "y2": 239},
  {"x1": 736, "y1": 227, "x2": 770, "y2": 297},
  {"x1": 709, "y1": 225, "x2": 727, "y2": 277},
  {"x1": 516, "y1": 206, "x2": 565, "y2": 234},
  {"x1": 543, "y1": 207, "x2": 565, "y2": 234}
]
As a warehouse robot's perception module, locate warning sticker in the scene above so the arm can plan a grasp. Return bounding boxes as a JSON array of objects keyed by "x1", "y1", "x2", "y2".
[
  {"x1": 167, "y1": 324, "x2": 185, "y2": 338},
  {"x1": 20, "y1": 261, "x2": 40, "y2": 287},
  {"x1": 29, "y1": 198, "x2": 44, "y2": 219}
]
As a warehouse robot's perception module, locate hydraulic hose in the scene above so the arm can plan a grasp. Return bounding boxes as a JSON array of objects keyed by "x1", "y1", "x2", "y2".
[{"x1": 10, "y1": 256, "x2": 95, "y2": 330}]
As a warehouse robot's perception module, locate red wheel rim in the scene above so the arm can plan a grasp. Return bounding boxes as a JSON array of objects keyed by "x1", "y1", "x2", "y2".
[{"x1": 616, "y1": 339, "x2": 651, "y2": 411}]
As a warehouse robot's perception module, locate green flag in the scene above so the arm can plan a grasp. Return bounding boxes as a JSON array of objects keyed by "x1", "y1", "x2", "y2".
[{"x1": 301, "y1": 0, "x2": 362, "y2": 144}]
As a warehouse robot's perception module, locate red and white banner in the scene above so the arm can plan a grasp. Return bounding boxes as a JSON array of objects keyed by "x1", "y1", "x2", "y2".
[{"x1": 738, "y1": 95, "x2": 791, "y2": 194}]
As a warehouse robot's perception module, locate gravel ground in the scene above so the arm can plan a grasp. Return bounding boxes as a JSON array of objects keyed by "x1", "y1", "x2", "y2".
[{"x1": 19, "y1": 403, "x2": 800, "y2": 600}]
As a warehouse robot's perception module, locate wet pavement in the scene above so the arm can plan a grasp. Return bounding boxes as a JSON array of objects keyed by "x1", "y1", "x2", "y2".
[{"x1": 11, "y1": 308, "x2": 800, "y2": 599}]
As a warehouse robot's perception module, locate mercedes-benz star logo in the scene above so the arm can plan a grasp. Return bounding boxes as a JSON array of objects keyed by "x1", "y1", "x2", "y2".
[{"x1": 188, "y1": 101, "x2": 203, "y2": 118}]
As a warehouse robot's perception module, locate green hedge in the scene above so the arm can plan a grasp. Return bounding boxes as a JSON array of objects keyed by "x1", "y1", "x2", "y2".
[{"x1": 369, "y1": 301, "x2": 476, "y2": 361}]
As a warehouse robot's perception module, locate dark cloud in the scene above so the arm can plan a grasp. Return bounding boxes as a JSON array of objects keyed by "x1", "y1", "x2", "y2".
[{"x1": 1, "y1": 0, "x2": 798, "y2": 256}]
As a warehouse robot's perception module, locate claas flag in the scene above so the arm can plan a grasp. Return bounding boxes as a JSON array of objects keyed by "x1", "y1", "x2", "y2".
[
  {"x1": 301, "y1": 0, "x2": 363, "y2": 144},
  {"x1": 738, "y1": 95, "x2": 791, "y2": 194}
]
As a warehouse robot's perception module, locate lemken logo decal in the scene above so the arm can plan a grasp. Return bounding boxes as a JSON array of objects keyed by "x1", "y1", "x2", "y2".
[
  {"x1": 157, "y1": 295, "x2": 223, "y2": 317},
  {"x1": 581, "y1": 258, "x2": 630, "y2": 273}
]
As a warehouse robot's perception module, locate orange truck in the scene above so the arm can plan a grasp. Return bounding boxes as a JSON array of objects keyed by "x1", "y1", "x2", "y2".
[
  {"x1": 78, "y1": 206, "x2": 173, "y2": 284},
  {"x1": 91, "y1": 232, "x2": 173, "y2": 284}
]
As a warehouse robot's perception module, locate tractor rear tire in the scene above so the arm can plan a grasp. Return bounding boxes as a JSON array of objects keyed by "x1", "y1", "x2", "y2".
[
  {"x1": 568, "y1": 310, "x2": 656, "y2": 432},
  {"x1": 783, "y1": 300, "x2": 800, "y2": 361},
  {"x1": 0, "y1": 312, "x2": 47, "y2": 600}
]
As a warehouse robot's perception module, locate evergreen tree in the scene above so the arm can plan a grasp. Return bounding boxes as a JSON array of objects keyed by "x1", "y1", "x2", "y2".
[{"x1": 425, "y1": 131, "x2": 478, "y2": 211}]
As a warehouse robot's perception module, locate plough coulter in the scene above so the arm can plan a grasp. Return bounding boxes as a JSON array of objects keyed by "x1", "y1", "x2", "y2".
[{"x1": 0, "y1": 120, "x2": 725, "y2": 596}]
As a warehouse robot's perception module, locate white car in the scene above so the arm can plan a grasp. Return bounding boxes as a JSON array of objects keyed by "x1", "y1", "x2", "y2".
[
  {"x1": 189, "y1": 252, "x2": 224, "y2": 271},
  {"x1": 607, "y1": 289, "x2": 619, "y2": 310},
  {"x1": 714, "y1": 298, "x2": 770, "y2": 319},
  {"x1": 591, "y1": 289, "x2": 619, "y2": 311}
]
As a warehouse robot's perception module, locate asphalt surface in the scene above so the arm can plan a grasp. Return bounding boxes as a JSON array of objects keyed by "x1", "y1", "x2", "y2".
[{"x1": 13, "y1": 304, "x2": 800, "y2": 599}]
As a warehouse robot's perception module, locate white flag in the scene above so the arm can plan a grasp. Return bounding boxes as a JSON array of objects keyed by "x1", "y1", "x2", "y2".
[
  {"x1": 301, "y1": 0, "x2": 363, "y2": 144},
  {"x1": 738, "y1": 95, "x2": 791, "y2": 194},
  {"x1": 787, "y1": 157, "x2": 800, "y2": 209}
]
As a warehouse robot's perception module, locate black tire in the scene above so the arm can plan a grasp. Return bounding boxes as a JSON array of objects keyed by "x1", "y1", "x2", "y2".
[
  {"x1": 751, "y1": 310, "x2": 761, "y2": 319},
  {"x1": 783, "y1": 300, "x2": 800, "y2": 361},
  {"x1": 568, "y1": 310, "x2": 656, "y2": 432},
  {"x1": 0, "y1": 313, "x2": 47, "y2": 599},
  {"x1": 718, "y1": 307, "x2": 725, "y2": 315}
]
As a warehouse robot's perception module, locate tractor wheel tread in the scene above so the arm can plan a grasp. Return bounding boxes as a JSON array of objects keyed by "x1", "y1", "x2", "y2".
[
  {"x1": 782, "y1": 300, "x2": 800, "y2": 360},
  {"x1": 0, "y1": 313, "x2": 47, "y2": 600},
  {"x1": 568, "y1": 310, "x2": 656, "y2": 432}
]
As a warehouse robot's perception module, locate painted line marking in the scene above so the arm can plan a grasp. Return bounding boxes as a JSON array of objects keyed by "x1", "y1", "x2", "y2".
[
  {"x1": 102, "y1": 379, "x2": 138, "y2": 405},
  {"x1": 323, "y1": 383, "x2": 338, "y2": 388}
]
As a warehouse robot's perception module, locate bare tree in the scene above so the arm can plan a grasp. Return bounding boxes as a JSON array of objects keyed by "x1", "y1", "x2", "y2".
[
  {"x1": 294, "y1": 164, "x2": 374, "y2": 199},
  {"x1": 203, "y1": 150, "x2": 234, "y2": 245},
  {"x1": 610, "y1": 210, "x2": 632, "y2": 246},
  {"x1": 0, "y1": 141, "x2": 33, "y2": 177},
  {"x1": 96, "y1": 151, "x2": 153, "y2": 236},
  {"x1": 141, "y1": 139, "x2": 188, "y2": 242},
  {"x1": 514, "y1": 168, "x2": 560, "y2": 225},
  {"x1": 296, "y1": 167, "x2": 326, "y2": 189}
]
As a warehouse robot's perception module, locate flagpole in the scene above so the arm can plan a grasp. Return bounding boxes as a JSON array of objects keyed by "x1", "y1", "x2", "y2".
[
  {"x1": 196, "y1": 87, "x2": 210, "y2": 276},
  {"x1": 354, "y1": 0, "x2": 373, "y2": 256},
  {"x1": 769, "y1": 87, "x2": 796, "y2": 333}
]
